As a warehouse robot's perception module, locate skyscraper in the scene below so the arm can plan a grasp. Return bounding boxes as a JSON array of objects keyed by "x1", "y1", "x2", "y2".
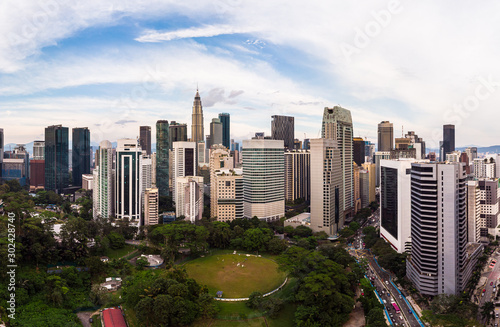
[
  {"x1": 209, "y1": 145, "x2": 234, "y2": 218},
  {"x1": 443, "y1": 124, "x2": 455, "y2": 157},
  {"x1": 214, "y1": 168, "x2": 243, "y2": 222},
  {"x1": 353, "y1": 137, "x2": 365, "y2": 166},
  {"x1": 172, "y1": 141, "x2": 197, "y2": 198},
  {"x1": 380, "y1": 159, "x2": 414, "y2": 253},
  {"x1": 139, "y1": 126, "x2": 152, "y2": 155},
  {"x1": 156, "y1": 120, "x2": 169, "y2": 196},
  {"x1": 116, "y1": 139, "x2": 142, "y2": 227},
  {"x1": 310, "y1": 138, "x2": 344, "y2": 236},
  {"x1": 218, "y1": 113, "x2": 230, "y2": 149},
  {"x1": 33, "y1": 140, "x2": 45, "y2": 160},
  {"x1": 406, "y1": 162, "x2": 481, "y2": 296},
  {"x1": 72, "y1": 127, "x2": 90, "y2": 187},
  {"x1": 144, "y1": 187, "x2": 159, "y2": 225},
  {"x1": 191, "y1": 90, "x2": 204, "y2": 143},
  {"x1": 169, "y1": 121, "x2": 188, "y2": 147},
  {"x1": 93, "y1": 140, "x2": 114, "y2": 219},
  {"x1": 175, "y1": 176, "x2": 204, "y2": 223},
  {"x1": 377, "y1": 121, "x2": 394, "y2": 152},
  {"x1": 209, "y1": 118, "x2": 223, "y2": 148},
  {"x1": 45, "y1": 125, "x2": 69, "y2": 193},
  {"x1": 321, "y1": 106, "x2": 353, "y2": 218},
  {"x1": 284, "y1": 150, "x2": 310, "y2": 202},
  {"x1": 271, "y1": 115, "x2": 294, "y2": 150},
  {"x1": 242, "y1": 138, "x2": 284, "y2": 221}
]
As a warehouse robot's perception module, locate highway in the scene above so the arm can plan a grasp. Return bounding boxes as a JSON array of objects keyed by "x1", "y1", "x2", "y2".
[{"x1": 476, "y1": 248, "x2": 500, "y2": 325}]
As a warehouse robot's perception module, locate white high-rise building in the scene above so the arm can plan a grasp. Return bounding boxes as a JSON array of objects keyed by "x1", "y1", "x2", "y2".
[
  {"x1": 473, "y1": 158, "x2": 495, "y2": 178},
  {"x1": 33, "y1": 140, "x2": 45, "y2": 160},
  {"x1": 407, "y1": 162, "x2": 482, "y2": 296},
  {"x1": 467, "y1": 181, "x2": 482, "y2": 243},
  {"x1": 310, "y1": 138, "x2": 344, "y2": 236},
  {"x1": 172, "y1": 141, "x2": 197, "y2": 198},
  {"x1": 445, "y1": 151, "x2": 461, "y2": 163},
  {"x1": 242, "y1": 139, "x2": 284, "y2": 221},
  {"x1": 115, "y1": 139, "x2": 142, "y2": 227},
  {"x1": 93, "y1": 140, "x2": 114, "y2": 219},
  {"x1": 380, "y1": 159, "x2": 415, "y2": 253},
  {"x1": 151, "y1": 152, "x2": 156, "y2": 187},
  {"x1": 284, "y1": 150, "x2": 310, "y2": 202},
  {"x1": 141, "y1": 153, "x2": 152, "y2": 194},
  {"x1": 175, "y1": 176, "x2": 204, "y2": 223}
]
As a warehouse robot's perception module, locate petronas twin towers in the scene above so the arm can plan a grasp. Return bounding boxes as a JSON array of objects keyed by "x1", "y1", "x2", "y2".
[{"x1": 191, "y1": 90, "x2": 204, "y2": 144}]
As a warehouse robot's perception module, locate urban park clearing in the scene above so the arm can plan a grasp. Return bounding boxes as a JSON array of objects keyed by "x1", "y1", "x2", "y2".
[{"x1": 183, "y1": 253, "x2": 287, "y2": 298}]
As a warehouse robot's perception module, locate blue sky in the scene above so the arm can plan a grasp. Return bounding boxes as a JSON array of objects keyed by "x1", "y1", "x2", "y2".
[{"x1": 2, "y1": 0, "x2": 500, "y2": 149}]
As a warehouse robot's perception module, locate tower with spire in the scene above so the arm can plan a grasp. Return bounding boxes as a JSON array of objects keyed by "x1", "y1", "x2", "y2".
[{"x1": 191, "y1": 89, "x2": 204, "y2": 144}]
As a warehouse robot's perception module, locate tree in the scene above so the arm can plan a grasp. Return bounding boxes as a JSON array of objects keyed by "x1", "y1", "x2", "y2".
[
  {"x1": 136, "y1": 257, "x2": 149, "y2": 270},
  {"x1": 267, "y1": 237, "x2": 288, "y2": 254},
  {"x1": 481, "y1": 301, "x2": 495, "y2": 323},
  {"x1": 107, "y1": 232, "x2": 125, "y2": 249},
  {"x1": 242, "y1": 228, "x2": 272, "y2": 252},
  {"x1": 349, "y1": 221, "x2": 360, "y2": 232},
  {"x1": 246, "y1": 291, "x2": 263, "y2": 309}
]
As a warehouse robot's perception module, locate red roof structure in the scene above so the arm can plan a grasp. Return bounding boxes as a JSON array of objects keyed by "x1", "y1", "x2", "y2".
[{"x1": 102, "y1": 308, "x2": 127, "y2": 327}]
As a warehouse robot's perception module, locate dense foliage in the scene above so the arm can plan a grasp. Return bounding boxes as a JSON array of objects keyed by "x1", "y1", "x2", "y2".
[{"x1": 277, "y1": 244, "x2": 363, "y2": 326}]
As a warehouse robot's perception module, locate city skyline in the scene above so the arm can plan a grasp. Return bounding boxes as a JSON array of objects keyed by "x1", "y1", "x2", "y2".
[{"x1": 2, "y1": 2, "x2": 500, "y2": 148}]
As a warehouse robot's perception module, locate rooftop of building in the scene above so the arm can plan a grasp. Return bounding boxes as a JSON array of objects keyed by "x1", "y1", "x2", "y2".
[
  {"x1": 284, "y1": 212, "x2": 311, "y2": 225},
  {"x1": 140, "y1": 254, "x2": 164, "y2": 267},
  {"x1": 102, "y1": 307, "x2": 127, "y2": 327}
]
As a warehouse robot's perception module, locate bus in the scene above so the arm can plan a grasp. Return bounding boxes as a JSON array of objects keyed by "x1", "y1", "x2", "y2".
[{"x1": 392, "y1": 302, "x2": 400, "y2": 314}]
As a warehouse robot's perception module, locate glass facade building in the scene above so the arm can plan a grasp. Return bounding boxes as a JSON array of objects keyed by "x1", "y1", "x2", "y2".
[
  {"x1": 156, "y1": 120, "x2": 169, "y2": 197},
  {"x1": 72, "y1": 127, "x2": 90, "y2": 187},
  {"x1": 218, "y1": 113, "x2": 230, "y2": 149},
  {"x1": 45, "y1": 125, "x2": 69, "y2": 193}
]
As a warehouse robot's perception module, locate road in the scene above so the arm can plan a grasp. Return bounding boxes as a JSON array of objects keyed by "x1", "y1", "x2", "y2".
[
  {"x1": 476, "y1": 248, "x2": 500, "y2": 325},
  {"x1": 348, "y1": 208, "x2": 423, "y2": 327}
]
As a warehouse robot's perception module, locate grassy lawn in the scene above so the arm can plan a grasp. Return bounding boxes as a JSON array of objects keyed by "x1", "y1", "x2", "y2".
[
  {"x1": 191, "y1": 318, "x2": 267, "y2": 327},
  {"x1": 183, "y1": 254, "x2": 286, "y2": 298},
  {"x1": 267, "y1": 303, "x2": 297, "y2": 327},
  {"x1": 106, "y1": 244, "x2": 137, "y2": 260}
]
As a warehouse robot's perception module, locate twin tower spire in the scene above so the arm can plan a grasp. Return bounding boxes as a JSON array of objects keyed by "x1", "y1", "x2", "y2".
[{"x1": 191, "y1": 89, "x2": 204, "y2": 143}]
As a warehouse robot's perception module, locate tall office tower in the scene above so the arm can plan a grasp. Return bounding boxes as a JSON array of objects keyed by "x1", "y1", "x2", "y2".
[
  {"x1": 473, "y1": 158, "x2": 495, "y2": 178},
  {"x1": 209, "y1": 145, "x2": 234, "y2": 218},
  {"x1": 428, "y1": 152, "x2": 437, "y2": 161},
  {"x1": 467, "y1": 181, "x2": 481, "y2": 243},
  {"x1": 169, "y1": 121, "x2": 188, "y2": 148},
  {"x1": 353, "y1": 137, "x2": 365, "y2": 166},
  {"x1": 139, "y1": 126, "x2": 152, "y2": 155},
  {"x1": 141, "y1": 153, "x2": 153, "y2": 196},
  {"x1": 45, "y1": 125, "x2": 69, "y2": 193},
  {"x1": 72, "y1": 127, "x2": 90, "y2": 187},
  {"x1": 321, "y1": 106, "x2": 353, "y2": 217},
  {"x1": 395, "y1": 137, "x2": 411, "y2": 150},
  {"x1": 33, "y1": 140, "x2": 45, "y2": 160},
  {"x1": 156, "y1": 120, "x2": 169, "y2": 197},
  {"x1": 172, "y1": 141, "x2": 197, "y2": 198},
  {"x1": 93, "y1": 140, "x2": 114, "y2": 219},
  {"x1": 359, "y1": 169, "x2": 370, "y2": 208},
  {"x1": 205, "y1": 135, "x2": 212, "y2": 150},
  {"x1": 374, "y1": 151, "x2": 391, "y2": 187},
  {"x1": 271, "y1": 115, "x2": 294, "y2": 150},
  {"x1": 2, "y1": 145, "x2": 30, "y2": 186},
  {"x1": 443, "y1": 124, "x2": 455, "y2": 157},
  {"x1": 116, "y1": 139, "x2": 142, "y2": 227},
  {"x1": 405, "y1": 131, "x2": 426, "y2": 159},
  {"x1": 293, "y1": 139, "x2": 302, "y2": 150},
  {"x1": 364, "y1": 141, "x2": 375, "y2": 163},
  {"x1": 284, "y1": 150, "x2": 310, "y2": 202},
  {"x1": 497, "y1": 154, "x2": 500, "y2": 178},
  {"x1": 377, "y1": 121, "x2": 394, "y2": 152},
  {"x1": 143, "y1": 187, "x2": 159, "y2": 225},
  {"x1": 30, "y1": 159, "x2": 45, "y2": 191},
  {"x1": 218, "y1": 113, "x2": 230, "y2": 149},
  {"x1": 214, "y1": 168, "x2": 243, "y2": 222},
  {"x1": 0, "y1": 128, "x2": 3, "y2": 179},
  {"x1": 191, "y1": 90, "x2": 204, "y2": 144},
  {"x1": 362, "y1": 163, "x2": 376, "y2": 204},
  {"x1": 406, "y1": 162, "x2": 482, "y2": 296},
  {"x1": 310, "y1": 138, "x2": 344, "y2": 236},
  {"x1": 242, "y1": 139, "x2": 284, "y2": 221},
  {"x1": 353, "y1": 164, "x2": 361, "y2": 213},
  {"x1": 210, "y1": 118, "x2": 223, "y2": 147},
  {"x1": 380, "y1": 159, "x2": 415, "y2": 253},
  {"x1": 175, "y1": 176, "x2": 204, "y2": 223}
]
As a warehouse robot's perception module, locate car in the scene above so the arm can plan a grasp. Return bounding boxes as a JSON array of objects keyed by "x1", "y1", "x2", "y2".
[
  {"x1": 89, "y1": 318, "x2": 94, "y2": 323},
  {"x1": 385, "y1": 281, "x2": 389, "y2": 284},
  {"x1": 399, "y1": 294, "x2": 402, "y2": 298},
  {"x1": 408, "y1": 309, "x2": 412, "y2": 314},
  {"x1": 483, "y1": 289, "x2": 487, "y2": 293},
  {"x1": 496, "y1": 313, "x2": 499, "y2": 318}
]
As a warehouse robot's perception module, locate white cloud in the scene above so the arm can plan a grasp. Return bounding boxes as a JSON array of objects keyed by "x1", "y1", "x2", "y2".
[{"x1": 135, "y1": 24, "x2": 248, "y2": 42}]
